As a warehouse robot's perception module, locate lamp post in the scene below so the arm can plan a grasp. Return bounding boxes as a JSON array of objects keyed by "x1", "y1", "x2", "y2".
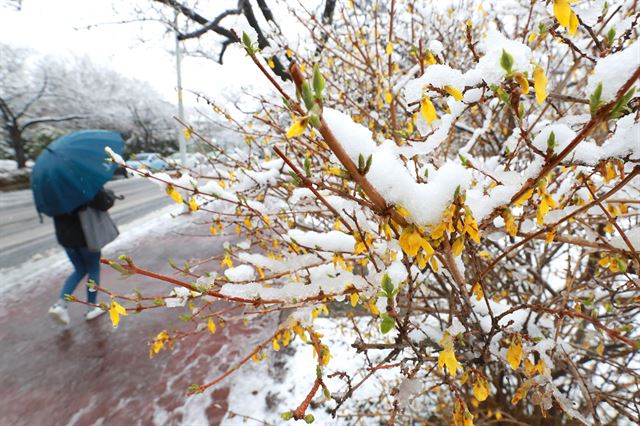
[{"x1": 174, "y1": 11, "x2": 187, "y2": 165}]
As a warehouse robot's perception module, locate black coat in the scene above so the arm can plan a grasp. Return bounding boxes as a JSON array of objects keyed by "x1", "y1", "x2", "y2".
[{"x1": 53, "y1": 188, "x2": 115, "y2": 248}]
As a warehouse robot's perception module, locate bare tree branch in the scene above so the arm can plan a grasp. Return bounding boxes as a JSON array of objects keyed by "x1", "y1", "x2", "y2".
[{"x1": 21, "y1": 115, "x2": 87, "y2": 130}]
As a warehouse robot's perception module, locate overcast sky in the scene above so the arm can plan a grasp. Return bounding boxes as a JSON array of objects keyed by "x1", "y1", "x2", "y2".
[{"x1": 0, "y1": 0, "x2": 276, "y2": 109}]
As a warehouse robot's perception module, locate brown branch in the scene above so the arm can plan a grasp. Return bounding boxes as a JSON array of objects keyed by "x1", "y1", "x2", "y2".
[
  {"x1": 481, "y1": 66, "x2": 640, "y2": 230},
  {"x1": 288, "y1": 63, "x2": 408, "y2": 228},
  {"x1": 273, "y1": 145, "x2": 354, "y2": 232}
]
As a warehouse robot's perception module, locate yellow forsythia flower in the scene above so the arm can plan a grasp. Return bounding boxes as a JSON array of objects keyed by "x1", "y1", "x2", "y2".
[
  {"x1": 452, "y1": 237, "x2": 465, "y2": 256},
  {"x1": 399, "y1": 226, "x2": 433, "y2": 257},
  {"x1": 553, "y1": 0, "x2": 572, "y2": 28},
  {"x1": 286, "y1": 118, "x2": 306, "y2": 138},
  {"x1": 545, "y1": 229, "x2": 556, "y2": 243},
  {"x1": 514, "y1": 188, "x2": 534, "y2": 207},
  {"x1": 166, "y1": 186, "x2": 183, "y2": 204},
  {"x1": 420, "y1": 97, "x2": 437, "y2": 125},
  {"x1": 533, "y1": 66, "x2": 548, "y2": 105},
  {"x1": 445, "y1": 85, "x2": 464, "y2": 101},
  {"x1": 438, "y1": 332, "x2": 462, "y2": 377},
  {"x1": 511, "y1": 383, "x2": 529, "y2": 405},
  {"x1": 281, "y1": 329, "x2": 292, "y2": 346},
  {"x1": 472, "y1": 282, "x2": 484, "y2": 301},
  {"x1": 207, "y1": 318, "x2": 217, "y2": 334},
  {"x1": 554, "y1": 0, "x2": 579, "y2": 36},
  {"x1": 183, "y1": 127, "x2": 192, "y2": 140},
  {"x1": 221, "y1": 254, "x2": 233, "y2": 268},
  {"x1": 514, "y1": 72, "x2": 530, "y2": 95},
  {"x1": 464, "y1": 213, "x2": 481, "y2": 243},
  {"x1": 110, "y1": 300, "x2": 127, "y2": 328},
  {"x1": 189, "y1": 198, "x2": 199, "y2": 211},
  {"x1": 318, "y1": 344, "x2": 331, "y2": 366},
  {"x1": 507, "y1": 336, "x2": 523, "y2": 370},
  {"x1": 569, "y1": 11, "x2": 578, "y2": 36},
  {"x1": 524, "y1": 358, "x2": 537, "y2": 376},
  {"x1": 473, "y1": 376, "x2": 490, "y2": 401},
  {"x1": 350, "y1": 292, "x2": 359, "y2": 307},
  {"x1": 503, "y1": 210, "x2": 518, "y2": 237},
  {"x1": 150, "y1": 330, "x2": 171, "y2": 358},
  {"x1": 431, "y1": 256, "x2": 439, "y2": 272},
  {"x1": 385, "y1": 41, "x2": 393, "y2": 55},
  {"x1": 368, "y1": 298, "x2": 380, "y2": 315}
]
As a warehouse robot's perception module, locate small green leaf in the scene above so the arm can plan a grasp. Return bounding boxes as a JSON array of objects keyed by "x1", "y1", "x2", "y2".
[
  {"x1": 364, "y1": 154, "x2": 373, "y2": 174},
  {"x1": 589, "y1": 82, "x2": 603, "y2": 114},
  {"x1": 241, "y1": 32, "x2": 254, "y2": 55},
  {"x1": 500, "y1": 49, "x2": 514, "y2": 74},
  {"x1": 304, "y1": 414, "x2": 315, "y2": 424},
  {"x1": 309, "y1": 114, "x2": 321, "y2": 128},
  {"x1": 187, "y1": 384, "x2": 203, "y2": 394},
  {"x1": 546, "y1": 131, "x2": 556, "y2": 150},
  {"x1": 496, "y1": 86, "x2": 510, "y2": 104},
  {"x1": 312, "y1": 63, "x2": 325, "y2": 98},
  {"x1": 301, "y1": 82, "x2": 315, "y2": 110},
  {"x1": 281, "y1": 412, "x2": 293, "y2": 421},
  {"x1": 610, "y1": 88, "x2": 635, "y2": 119},
  {"x1": 606, "y1": 28, "x2": 616, "y2": 45},
  {"x1": 454, "y1": 185, "x2": 462, "y2": 199},
  {"x1": 538, "y1": 22, "x2": 548, "y2": 35},
  {"x1": 304, "y1": 157, "x2": 311, "y2": 177},
  {"x1": 288, "y1": 171, "x2": 302, "y2": 186},
  {"x1": 108, "y1": 261, "x2": 132, "y2": 277},
  {"x1": 380, "y1": 314, "x2": 395, "y2": 334},
  {"x1": 381, "y1": 273, "x2": 394, "y2": 296}
]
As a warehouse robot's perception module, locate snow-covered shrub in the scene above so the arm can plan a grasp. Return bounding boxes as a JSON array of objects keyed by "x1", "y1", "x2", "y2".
[{"x1": 103, "y1": 1, "x2": 639, "y2": 424}]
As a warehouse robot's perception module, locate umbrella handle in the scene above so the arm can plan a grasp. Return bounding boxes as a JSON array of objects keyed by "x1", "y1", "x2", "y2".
[{"x1": 115, "y1": 195, "x2": 125, "y2": 200}]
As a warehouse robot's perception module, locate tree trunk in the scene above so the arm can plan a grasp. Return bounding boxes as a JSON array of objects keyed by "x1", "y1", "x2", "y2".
[{"x1": 9, "y1": 124, "x2": 26, "y2": 169}]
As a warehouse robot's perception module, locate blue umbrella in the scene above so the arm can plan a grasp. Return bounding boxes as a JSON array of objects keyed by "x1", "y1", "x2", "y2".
[{"x1": 31, "y1": 130, "x2": 125, "y2": 216}]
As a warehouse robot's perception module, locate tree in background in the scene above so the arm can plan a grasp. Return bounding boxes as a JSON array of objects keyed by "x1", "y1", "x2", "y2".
[
  {"x1": 0, "y1": 44, "x2": 85, "y2": 167},
  {"x1": 0, "y1": 43, "x2": 177, "y2": 166},
  {"x1": 101, "y1": 1, "x2": 638, "y2": 424}
]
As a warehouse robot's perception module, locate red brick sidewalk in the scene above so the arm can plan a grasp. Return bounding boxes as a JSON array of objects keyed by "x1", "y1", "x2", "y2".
[{"x1": 0, "y1": 224, "x2": 276, "y2": 426}]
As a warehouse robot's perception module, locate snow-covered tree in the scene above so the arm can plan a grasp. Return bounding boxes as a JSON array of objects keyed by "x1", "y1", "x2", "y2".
[
  {"x1": 0, "y1": 44, "x2": 85, "y2": 167},
  {"x1": 0, "y1": 43, "x2": 177, "y2": 166}
]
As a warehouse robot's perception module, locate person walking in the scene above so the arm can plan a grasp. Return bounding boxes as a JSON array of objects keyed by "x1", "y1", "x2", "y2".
[
  {"x1": 48, "y1": 187, "x2": 117, "y2": 325},
  {"x1": 30, "y1": 130, "x2": 125, "y2": 326}
]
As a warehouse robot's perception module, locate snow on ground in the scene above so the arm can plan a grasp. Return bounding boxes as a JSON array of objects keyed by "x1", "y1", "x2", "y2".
[{"x1": 221, "y1": 317, "x2": 410, "y2": 426}]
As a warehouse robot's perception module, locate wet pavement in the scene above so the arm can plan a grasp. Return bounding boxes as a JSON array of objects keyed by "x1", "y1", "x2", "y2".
[{"x1": 0, "y1": 219, "x2": 277, "y2": 426}]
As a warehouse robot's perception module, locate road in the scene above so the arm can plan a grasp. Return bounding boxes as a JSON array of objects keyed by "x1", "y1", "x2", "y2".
[{"x1": 0, "y1": 177, "x2": 171, "y2": 269}]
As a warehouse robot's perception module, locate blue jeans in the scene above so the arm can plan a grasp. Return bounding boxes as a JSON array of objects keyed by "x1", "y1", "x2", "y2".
[{"x1": 61, "y1": 247, "x2": 101, "y2": 304}]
